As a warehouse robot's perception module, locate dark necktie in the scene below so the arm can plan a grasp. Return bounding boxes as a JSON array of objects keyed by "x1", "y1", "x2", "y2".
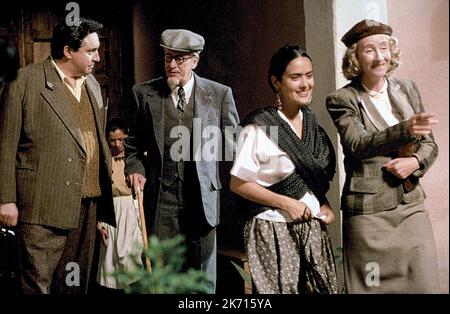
[{"x1": 177, "y1": 86, "x2": 186, "y2": 114}]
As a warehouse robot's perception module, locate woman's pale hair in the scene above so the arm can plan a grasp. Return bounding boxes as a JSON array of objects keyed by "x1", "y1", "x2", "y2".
[{"x1": 341, "y1": 36, "x2": 401, "y2": 80}]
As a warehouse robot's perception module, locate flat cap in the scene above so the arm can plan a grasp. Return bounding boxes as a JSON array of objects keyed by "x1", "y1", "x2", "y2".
[
  {"x1": 160, "y1": 29, "x2": 205, "y2": 53},
  {"x1": 341, "y1": 19, "x2": 393, "y2": 47}
]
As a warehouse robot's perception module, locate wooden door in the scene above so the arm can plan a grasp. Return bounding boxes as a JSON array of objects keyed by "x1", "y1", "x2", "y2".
[{"x1": 1, "y1": 1, "x2": 134, "y2": 120}]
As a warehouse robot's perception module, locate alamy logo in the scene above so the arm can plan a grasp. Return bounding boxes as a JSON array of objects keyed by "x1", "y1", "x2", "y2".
[
  {"x1": 365, "y1": 262, "x2": 380, "y2": 287},
  {"x1": 65, "y1": 2, "x2": 80, "y2": 27},
  {"x1": 365, "y1": 2, "x2": 381, "y2": 24},
  {"x1": 65, "y1": 262, "x2": 80, "y2": 287},
  {"x1": 169, "y1": 119, "x2": 243, "y2": 162},
  {"x1": 167, "y1": 120, "x2": 280, "y2": 166}
]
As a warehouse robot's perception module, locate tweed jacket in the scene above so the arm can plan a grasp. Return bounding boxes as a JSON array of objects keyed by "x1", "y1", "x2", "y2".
[
  {"x1": 125, "y1": 73, "x2": 240, "y2": 227},
  {"x1": 326, "y1": 77, "x2": 438, "y2": 214},
  {"x1": 0, "y1": 57, "x2": 115, "y2": 228}
]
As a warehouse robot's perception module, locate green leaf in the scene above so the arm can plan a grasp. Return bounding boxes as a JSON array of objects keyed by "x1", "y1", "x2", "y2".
[
  {"x1": 112, "y1": 234, "x2": 212, "y2": 294},
  {"x1": 230, "y1": 260, "x2": 252, "y2": 288}
]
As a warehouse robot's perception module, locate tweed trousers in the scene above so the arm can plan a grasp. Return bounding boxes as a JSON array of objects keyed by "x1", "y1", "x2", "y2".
[{"x1": 18, "y1": 198, "x2": 98, "y2": 294}]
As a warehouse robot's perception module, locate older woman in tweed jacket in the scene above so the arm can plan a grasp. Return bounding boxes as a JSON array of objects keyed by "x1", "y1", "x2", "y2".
[{"x1": 326, "y1": 19, "x2": 439, "y2": 293}]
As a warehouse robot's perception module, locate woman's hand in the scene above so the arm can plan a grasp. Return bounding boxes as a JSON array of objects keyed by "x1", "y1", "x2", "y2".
[
  {"x1": 126, "y1": 173, "x2": 147, "y2": 194},
  {"x1": 407, "y1": 112, "x2": 438, "y2": 138},
  {"x1": 97, "y1": 222, "x2": 109, "y2": 247},
  {"x1": 383, "y1": 156, "x2": 420, "y2": 179},
  {"x1": 280, "y1": 196, "x2": 312, "y2": 222},
  {"x1": 317, "y1": 201, "x2": 335, "y2": 225},
  {"x1": 230, "y1": 176, "x2": 312, "y2": 223}
]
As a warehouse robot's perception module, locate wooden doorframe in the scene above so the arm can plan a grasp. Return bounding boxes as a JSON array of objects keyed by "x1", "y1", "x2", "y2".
[{"x1": 2, "y1": 1, "x2": 134, "y2": 121}]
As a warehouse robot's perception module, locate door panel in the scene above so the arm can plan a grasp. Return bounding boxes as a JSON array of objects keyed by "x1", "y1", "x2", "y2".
[
  {"x1": 1, "y1": 1, "x2": 133, "y2": 120},
  {"x1": 32, "y1": 42, "x2": 50, "y2": 63}
]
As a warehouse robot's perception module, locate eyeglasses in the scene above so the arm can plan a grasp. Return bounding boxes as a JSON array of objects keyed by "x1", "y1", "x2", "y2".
[{"x1": 164, "y1": 53, "x2": 194, "y2": 65}]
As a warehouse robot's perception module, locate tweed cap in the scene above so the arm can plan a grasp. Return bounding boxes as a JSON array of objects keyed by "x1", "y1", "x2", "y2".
[
  {"x1": 341, "y1": 19, "x2": 393, "y2": 47},
  {"x1": 160, "y1": 29, "x2": 205, "y2": 53}
]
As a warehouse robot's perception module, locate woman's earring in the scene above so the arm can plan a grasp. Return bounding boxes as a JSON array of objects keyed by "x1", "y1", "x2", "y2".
[{"x1": 276, "y1": 92, "x2": 282, "y2": 110}]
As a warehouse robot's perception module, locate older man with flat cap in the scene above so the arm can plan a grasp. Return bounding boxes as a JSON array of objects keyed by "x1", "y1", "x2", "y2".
[
  {"x1": 326, "y1": 19, "x2": 440, "y2": 293},
  {"x1": 125, "y1": 29, "x2": 239, "y2": 292}
]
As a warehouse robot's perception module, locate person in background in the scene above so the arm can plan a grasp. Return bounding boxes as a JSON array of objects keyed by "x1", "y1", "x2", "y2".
[
  {"x1": 326, "y1": 19, "x2": 439, "y2": 293},
  {"x1": 96, "y1": 118, "x2": 143, "y2": 292},
  {"x1": 125, "y1": 29, "x2": 240, "y2": 292},
  {"x1": 0, "y1": 18, "x2": 115, "y2": 294},
  {"x1": 230, "y1": 45, "x2": 338, "y2": 294}
]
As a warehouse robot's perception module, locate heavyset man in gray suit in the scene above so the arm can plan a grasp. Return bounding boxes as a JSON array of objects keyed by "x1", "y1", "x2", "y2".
[
  {"x1": 126, "y1": 29, "x2": 240, "y2": 292},
  {"x1": 0, "y1": 18, "x2": 115, "y2": 294}
]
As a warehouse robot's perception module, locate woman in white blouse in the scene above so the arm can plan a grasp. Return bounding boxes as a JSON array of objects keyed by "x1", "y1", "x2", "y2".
[{"x1": 230, "y1": 45, "x2": 338, "y2": 294}]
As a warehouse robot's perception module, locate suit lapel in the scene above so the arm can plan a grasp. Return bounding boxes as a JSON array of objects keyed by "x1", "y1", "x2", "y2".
[
  {"x1": 387, "y1": 77, "x2": 415, "y2": 120},
  {"x1": 40, "y1": 58, "x2": 87, "y2": 153},
  {"x1": 85, "y1": 75, "x2": 103, "y2": 109},
  {"x1": 356, "y1": 85, "x2": 389, "y2": 131},
  {"x1": 146, "y1": 80, "x2": 165, "y2": 157},
  {"x1": 85, "y1": 81, "x2": 109, "y2": 159},
  {"x1": 193, "y1": 74, "x2": 218, "y2": 164},
  {"x1": 193, "y1": 73, "x2": 215, "y2": 122}
]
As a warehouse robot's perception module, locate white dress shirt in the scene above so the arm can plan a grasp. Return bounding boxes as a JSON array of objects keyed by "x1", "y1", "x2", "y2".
[
  {"x1": 362, "y1": 78, "x2": 400, "y2": 126},
  {"x1": 170, "y1": 74, "x2": 195, "y2": 107},
  {"x1": 51, "y1": 59, "x2": 86, "y2": 102}
]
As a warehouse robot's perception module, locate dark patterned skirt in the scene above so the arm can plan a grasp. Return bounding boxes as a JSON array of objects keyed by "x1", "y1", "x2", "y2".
[{"x1": 244, "y1": 217, "x2": 338, "y2": 294}]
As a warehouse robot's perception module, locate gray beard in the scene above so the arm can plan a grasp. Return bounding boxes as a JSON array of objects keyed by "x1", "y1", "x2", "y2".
[{"x1": 167, "y1": 77, "x2": 180, "y2": 90}]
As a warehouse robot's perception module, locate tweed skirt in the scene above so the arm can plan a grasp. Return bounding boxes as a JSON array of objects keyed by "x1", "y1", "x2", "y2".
[
  {"x1": 343, "y1": 201, "x2": 440, "y2": 293},
  {"x1": 244, "y1": 217, "x2": 338, "y2": 294}
]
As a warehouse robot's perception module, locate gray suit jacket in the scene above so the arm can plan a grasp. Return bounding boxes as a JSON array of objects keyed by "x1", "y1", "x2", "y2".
[
  {"x1": 0, "y1": 57, "x2": 115, "y2": 228},
  {"x1": 326, "y1": 77, "x2": 438, "y2": 214},
  {"x1": 125, "y1": 73, "x2": 240, "y2": 227}
]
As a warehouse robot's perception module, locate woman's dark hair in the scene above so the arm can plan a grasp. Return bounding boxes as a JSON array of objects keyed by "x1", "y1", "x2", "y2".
[
  {"x1": 106, "y1": 117, "x2": 129, "y2": 135},
  {"x1": 51, "y1": 17, "x2": 103, "y2": 59},
  {"x1": 268, "y1": 44, "x2": 312, "y2": 93}
]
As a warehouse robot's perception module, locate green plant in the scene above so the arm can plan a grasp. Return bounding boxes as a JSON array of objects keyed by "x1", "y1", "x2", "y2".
[
  {"x1": 113, "y1": 235, "x2": 212, "y2": 294},
  {"x1": 230, "y1": 260, "x2": 252, "y2": 290}
]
